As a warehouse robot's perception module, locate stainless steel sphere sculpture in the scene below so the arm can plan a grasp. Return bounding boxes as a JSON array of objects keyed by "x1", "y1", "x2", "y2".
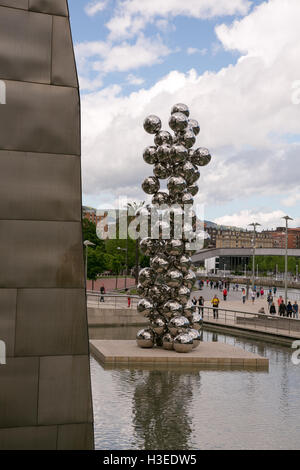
[{"x1": 136, "y1": 103, "x2": 211, "y2": 353}]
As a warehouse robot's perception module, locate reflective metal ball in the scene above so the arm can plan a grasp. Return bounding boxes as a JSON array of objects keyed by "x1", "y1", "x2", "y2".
[
  {"x1": 191, "y1": 147, "x2": 211, "y2": 167},
  {"x1": 176, "y1": 285, "x2": 191, "y2": 304},
  {"x1": 162, "y1": 333, "x2": 174, "y2": 350},
  {"x1": 174, "y1": 254, "x2": 192, "y2": 274},
  {"x1": 143, "y1": 115, "x2": 162, "y2": 134},
  {"x1": 162, "y1": 300, "x2": 183, "y2": 319},
  {"x1": 188, "y1": 119, "x2": 200, "y2": 136},
  {"x1": 165, "y1": 239, "x2": 184, "y2": 256},
  {"x1": 142, "y1": 176, "x2": 160, "y2": 194},
  {"x1": 171, "y1": 103, "x2": 190, "y2": 117},
  {"x1": 187, "y1": 328, "x2": 201, "y2": 349},
  {"x1": 151, "y1": 254, "x2": 170, "y2": 273},
  {"x1": 136, "y1": 328, "x2": 154, "y2": 348},
  {"x1": 140, "y1": 238, "x2": 160, "y2": 256},
  {"x1": 170, "y1": 144, "x2": 188, "y2": 164},
  {"x1": 157, "y1": 144, "x2": 171, "y2": 163},
  {"x1": 137, "y1": 298, "x2": 154, "y2": 317},
  {"x1": 152, "y1": 191, "x2": 169, "y2": 205},
  {"x1": 184, "y1": 299, "x2": 196, "y2": 318},
  {"x1": 190, "y1": 311, "x2": 203, "y2": 330},
  {"x1": 150, "y1": 315, "x2": 166, "y2": 335},
  {"x1": 181, "y1": 129, "x2": 196, "y2": 149},
  {"x1": 169, "y1": 112, "x2": 189, "y2": 132},
  {"x1": 154, "y1": 130, "x2": 173, "y2": 146},
  {"x1": 167, "y1": 176, "x2": 186, "y2": 194},
  {"x1": 139, "y1": 267, "x2": 155, "y2": 287},
  {"x1": 168, "y1": 316, "x2": 190, "y2": 336},
  {"x1": 183, "y1": 269, "x2": 197, "y2": 289},
  {"x1": 165, "y1": 269, "x2": 183, "y2": 288},
  {"x1": 143, "y1": 146, "x2": 158, "y2": 165},
  {"x1": 173, "y1": 333, "x2": 193, "y2": 353},
  {"x1": 153, "y1": 162, "x2": 171, "y2": 179},
  {"x1": 187, "y1": 182, "x2": 199, "y2": 196}
]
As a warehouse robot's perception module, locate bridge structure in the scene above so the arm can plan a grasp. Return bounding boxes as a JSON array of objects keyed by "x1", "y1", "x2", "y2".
[{"x1": 192, "y1": 247, "x2": 300, "y2": 263}]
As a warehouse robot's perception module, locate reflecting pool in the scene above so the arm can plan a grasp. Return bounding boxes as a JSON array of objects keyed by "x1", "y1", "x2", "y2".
[{"x1": 90, "y1": 326, "x2": 300, "y2": 450}]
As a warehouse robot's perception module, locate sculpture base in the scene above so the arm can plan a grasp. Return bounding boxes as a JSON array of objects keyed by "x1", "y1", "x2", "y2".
[{"x1": 90, "y1": 340, "x2": 269, "y2": 370}]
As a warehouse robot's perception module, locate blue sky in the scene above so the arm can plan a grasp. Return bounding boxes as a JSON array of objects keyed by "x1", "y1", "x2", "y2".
[{"x1": 68, "y1": 0, "x2": 300, "y2": 229}]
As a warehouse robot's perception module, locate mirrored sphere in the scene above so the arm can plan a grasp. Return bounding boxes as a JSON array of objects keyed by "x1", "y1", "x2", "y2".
[
  {"x1": 187, "y1": 328, "x2": 201, "y2": 349},
  {"x1": 190, "y1": 311, "x2": 203, "y2": 330},
  {"x1": 162, "y1": 333, "x2": 174, "y2": 350},
  {"x1": 136, "y1": 328, "x2": 154, "y2": 348},
  {"x1": 187, "y1": 182, "x2": 199, "y2": 196},
  {"x1": 168, "y1": 316, "x2": 190, "y2": 336},
  {"x1": 173, "y1": 333, "x2": 194, "y2": 353},
  {"x1": 183, "y1": 269, "x2": 197, "y2": 289},
  {"x1": 165, "y1": 239, "x2": 184, "y2": 256},
  {"x1": 167, "y1": 176, "x2": 186, "y2": 194},
  {"x1": 137, "y1": 283, "x2": 147, "y2": 297},
  {"x1": 154, "y1": 130, "x2": 173, "y2": 146},
  {"x1": 191, "y1": 147, "x2": 212, "y2": 167},
  {"x1": 142, "y1": 176, "x2": 160, "y2": 194},
  {"x1": 144, "y1": 115, "x2": 162, "y2": 134},
  {"x1": 140, "y1": 238, "x2": 160, "y2": 256},
  {"x1": 157, "y1": 144, "x2": 171, "y2": 163},
  {"x1": 165, "y1": 269, "x2": 183, "y2": 288},
  {"x1": 182, "y1": 223, "x2": 195, "y2": 242},
  {"x1": 179, "y1": 161, "x2": 197, "y2": 182},
  {"x1": 185, "y1": 166, "x2": 200, "y2": 185},
  {"x1": 151, "y1": 254, "x2": 170, "y2": 273},
  {"x1": 175, "y1": 254, "x2": 192, "y2": 273},
  {"x1": 180, "y1": 192, "x2": 194, "y2": 206},
  {"x1": 170, "y1": 144, "x2": 188, "y2": 164},
  {"x1": 169, "y1": 112, "x2": 189, "y2": 132},
  {"x1": 184, "y1": 299, "x2": 196, "y2": 318},
  {"x1": 147, "y1": 285, "x2": 164, "y2": 303},
  {"x1": 176, "y1": 285, "x2": 191, "y2": 304},
  {"x1": 188, "y1": 119, "x2": 200, "y2": 136},
  {"x1": 150, "y1": 315, "x2": 166, "y2": 335},
  {"x1": 162, "y1": 300, "x2": 183, "y2": 319},
  {"x1": 153, "y1": 162, "x2": 171, "y2": 179},
  {"x1": 171, "y1": 103, "x2": 190, "y2": 117},
  {"x1": 182, "y1": 129, "x2": 196, "y2": 149},
  {"x1": 152, "y1": 191, "x2": 169, "y2": 205},
  {"x1": 139, "y1": 267, "x2": 155, "y2": 287},
  {"x1": 143, "y1": 146, "x2": 158, "y2": 165},
  {"x1": 137, "y1": 298, "x2": 154, "y2": 317},
  {"x1": 153, "y1": 220, "x2": 171, "y2": 239}
]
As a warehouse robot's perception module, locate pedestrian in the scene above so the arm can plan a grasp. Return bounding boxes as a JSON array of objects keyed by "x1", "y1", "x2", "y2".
[
  {"x1": 210, "y1": 280, "x2": 213, "y2": 289},
  {"x1": 251, "y1": 290, "x2": 256, "y2": 303},
  {"x1": 279, "y1": 301, "x2": 286, "y2": 317},
  {"x1": 292, "y1": 301, "x2": 299, "y2": 319},
  {"x1": 198, "y1": 296, "x2": 204, "y2": 316},
  {"x1": 260, "y1": 287, "x2": 264, "y2": 297},
  {"x1": 273, "y1": 286, "x2": 277, "y2": 295},
  {"x1": 192, "y1": 296, "x2": 197, "y2": 306},
  {"x1": 256, "y1": 290, "x2": 260, "y2": 298},
  {"x1": 286, "y1": 301, "x2": 293, "y2": 318},
  {"x1": 277, "y1": 295, "x2": 283, "y2": 307},
  {"x1": 270, "y1": 302, "x2": 276, "y2": 315},
  {"x1": 211, "y1": 295, "x2": 220, "y2": 319},
  {"x1": 267, "y1": 293, "x2": 273, "y2": 309},
  {"x1": 100, "y1": 285, "x2": 105, "y2": 302},
  {"x1": 242, "y1": 288, "x2": 246, "y2": 304},
  {"x1": 236, "y1": 283, "x2": 239, "y2": 291},
  {"x1": 223, "y1": 288, "x2": 228, "y2": 301}
]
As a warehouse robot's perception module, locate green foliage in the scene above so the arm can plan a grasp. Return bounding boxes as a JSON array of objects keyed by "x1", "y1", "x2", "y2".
[{"x1": 249, "y1": 255, "x2": 300, "y2": 274}]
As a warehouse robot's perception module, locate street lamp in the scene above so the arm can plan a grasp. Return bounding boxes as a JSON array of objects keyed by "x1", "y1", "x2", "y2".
[
  {"x1": 83, "y1": 240, "x2": 95, "y2": 287},
  {"x1": 282, "y1": 215, "x2": 293, "y2": 304},
  {"x1": 117, "y1": 246, "x2": 128, "y2": 290},
  {"x1": 248, "y1": 222, "x2": 261, "y2": 291}
]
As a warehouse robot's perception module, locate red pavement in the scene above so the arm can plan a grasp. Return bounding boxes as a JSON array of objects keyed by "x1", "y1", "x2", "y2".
[{"x1": 86, "y1": 277, "x2": 136, "y2": 292}]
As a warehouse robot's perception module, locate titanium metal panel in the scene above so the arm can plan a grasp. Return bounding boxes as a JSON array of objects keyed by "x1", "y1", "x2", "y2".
[
  {"x1": 0, "y1": 289, "x2": 17, "y2": 357},
  {"x1": 0, "y1": 426, "x2": 57, "y2": 450},
  {"x1": 38, "y1": 355, "x2": 93, "y2": 425},
  {"x1": 15, "y1": 289, "x2": 89, "y2": 356},
  {"x1": 0, "y1": 81, "x2": 80, "y2": 155},
  {"x1": 0, "y1": 7, "x2": 52, "y2": 84},
  {"x1": 0, "y1": 151, "x2": 81, "y2": 221},
  {"x1": 29, "y1": 0, "x2": 68, "y2": 17},
  {"x1": 0, "y1": 220, "x2": 85, "y2": 288},
  {"x1": 52, "y1": 16, "x2": 78, "y2": 87},
  {"x1": 0, "y1": 357, "x2": 39, "y2": 428},
  {"x1": 0, "y1": 0, "x2": 28, "y2": 9},
  {"x1": 57, "y1": 424, "x2": 94, "y2": 450}
]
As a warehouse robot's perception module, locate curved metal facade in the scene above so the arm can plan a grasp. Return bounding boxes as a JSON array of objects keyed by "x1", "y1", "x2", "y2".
[{"x1": 0, "y1": 0, "x2": 94, "y2": 449}]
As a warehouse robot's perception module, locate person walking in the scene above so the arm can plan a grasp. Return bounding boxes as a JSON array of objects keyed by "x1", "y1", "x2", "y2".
[
  {"x1": 100, "y1": 285, "x2": 105, "y2": 302},
  {"x1": 223, "y1": 288, "x2": 228, "y2": 301},
  {"x1": 286, "y1": 301, "x2": 293, "y2": 318},
  {"x1": 198, "y1": 296, "x2": 204, "y2": 316},
  {"x1": 277, "y1": 295, "x2": 283, "y2": 307},
  {"x1": 242, "y1": 288, "x2": 246, "y2": 304},
  {"x1": 192, "y1": 296, "x2": 197, "y2": 306},
  {"x1": 279, "y1": 301, "x2": 286, "y2": 317},
  {"x1": 211, "y1": 295, "x2": 220, "y2": 319},
  {"x1": 251, "y1": 290, "x2": 256, "y2": 303},
  {"x1": 273, "y1": 286, "x2": 277, "y2": 296},
  {"x1": 260, "y1": 287, "x2": 264, "y2": 297},
  {"x1": 292, "y1": 301, "x2": 299, "y2": 319},
  {"x1": 256, "y1": 290, "x2": 260, "y2": 298},
  {"x1": 270, "y1": 302, "x2": 276, "y2": 315},
  {"x1": 267, "y1": 293, "x2": 273, "y2": 310}
]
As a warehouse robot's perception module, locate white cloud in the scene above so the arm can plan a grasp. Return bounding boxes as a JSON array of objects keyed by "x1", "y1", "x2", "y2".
[
  {"x1": 187, "y1": 47, "x2": 208, "y2": 56},
  {"x1": 107, "y1": 0, "x2": 251, "y2": 40},
  {"x1": 80, "y1": 0, "x2": 300, "y2": 218},
  {"x1": 127, "y1": 74, "x2": 145, "y2": 86},
  {"x1": 213, "y1": 210, "x2": 300, "y2": 230},
  {"x1": 281, "y1": 192, "x2": 300, "y2": 208},
  {"x1": 85, "y1": 0, "x2": 107, "y2": 17},
  {"x1": 75, "y1": 35, "x2": 171, "y2": 90}
]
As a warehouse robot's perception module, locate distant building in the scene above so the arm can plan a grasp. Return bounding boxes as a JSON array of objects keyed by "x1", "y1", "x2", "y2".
[
  {"x1": 264, "y1": 227, "x2": 300, "y2": 249},
  {"x1": 206, "y1": 227, "x2": 273, "y2": 249},
  {"x1": 82, "y1": 206, "x2": 107, "y2": 225}
]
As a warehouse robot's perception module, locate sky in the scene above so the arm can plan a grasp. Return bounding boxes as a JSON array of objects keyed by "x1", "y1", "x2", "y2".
[{"x1": 68, "y1": 0, "x2": 300, "y2": 231}]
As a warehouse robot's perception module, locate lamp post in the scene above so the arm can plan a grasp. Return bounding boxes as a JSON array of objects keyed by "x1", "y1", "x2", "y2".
[
  {"x1": 248, "y1": 222, "x2": 261, "y2": 291},
  {"x1": 282, "y1": 215, "x2": 293, "y2": 304},
  {"x1": 83, "y1": 240, "x2": 95, "y2": 287},
  {"x1": 117, "y1": 245, "x2": 128, "y2": 290}
]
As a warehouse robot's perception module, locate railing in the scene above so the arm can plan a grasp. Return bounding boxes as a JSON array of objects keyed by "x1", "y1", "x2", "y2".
[
  {"x1": 201, "y1": 305, "x2": 300, "y2": 337},
  {"x1": 86, "y1": 291, "x2": 140, "y2": 309}
]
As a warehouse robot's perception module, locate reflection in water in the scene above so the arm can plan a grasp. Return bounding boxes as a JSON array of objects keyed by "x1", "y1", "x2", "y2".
[
  {"x1": 132, "y1": 369, "x2": 199, "y2": 450},
  {"x1": 90, "y1": 326, "x2": 300, "y2": 450}
]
